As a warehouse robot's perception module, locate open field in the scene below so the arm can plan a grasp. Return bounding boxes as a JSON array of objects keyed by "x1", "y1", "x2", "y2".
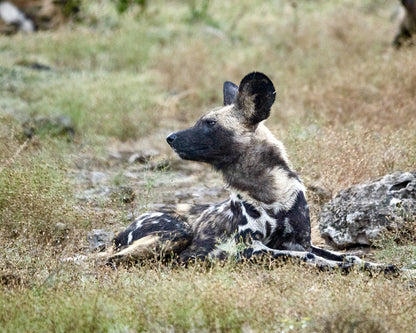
[{"x1": 1, "y1": 0, "x2": 416, "y2": 331}]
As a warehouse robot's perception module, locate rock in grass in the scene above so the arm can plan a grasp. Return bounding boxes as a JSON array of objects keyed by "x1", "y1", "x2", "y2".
[
  {"x1": 0, "y1": 0, "x2": 80, "y2": 34},
  {"x1": 319, "y1": 171, "x2": 416, "y2": 248},
  {"x1": 0, "y1": 1, "x2": 34, "y2": 34},
  {"x1": 88, "y1": 229, "x2": 114, "y2": 252}
]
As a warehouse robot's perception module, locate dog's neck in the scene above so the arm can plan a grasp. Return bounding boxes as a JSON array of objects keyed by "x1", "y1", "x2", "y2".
[
  {"x1": 221, "y1": 124, "x2": 304, "y2": 212},
  {"x1": 226, "y1": 170, "x2": 305, "y2": 214}
]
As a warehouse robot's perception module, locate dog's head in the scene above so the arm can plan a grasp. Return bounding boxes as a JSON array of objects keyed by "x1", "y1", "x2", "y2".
[{"x1": 166, "y1": 72, "x2": 276, "y2": 170}]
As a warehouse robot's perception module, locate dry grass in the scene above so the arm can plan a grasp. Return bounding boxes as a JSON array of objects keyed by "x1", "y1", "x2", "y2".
[
  {"x1": 1, "y1": 260, "x2": 416, "y2": 332},
  {"x1": 1, "y1": 0, "x2": 416, "y2": 331}
]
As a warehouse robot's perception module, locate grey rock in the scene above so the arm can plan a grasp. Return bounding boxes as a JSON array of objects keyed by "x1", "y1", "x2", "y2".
[
  {"x1": 0, "y1": 1, "x2": 34, "y2": 34},
  {"x1": 54, "y1": 222, "x2": 70, "y2": 242},
  {"x1": 319, "y1": 171, "x2": 416, "y2": 248},
  {"x1": 55, "y1": 222, "x2": 69, "y2": 232},
  {"x1": 0, "y1": 0, "x2": 80, "y2": 34},
  {"x1": 87, "y1": 229, "x2": 114, "y2": 252}
]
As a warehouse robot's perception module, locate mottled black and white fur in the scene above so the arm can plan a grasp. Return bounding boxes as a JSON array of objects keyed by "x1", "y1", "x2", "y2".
[{"x1": 104, "y1": 72, "x2": 396, "y2": 273}]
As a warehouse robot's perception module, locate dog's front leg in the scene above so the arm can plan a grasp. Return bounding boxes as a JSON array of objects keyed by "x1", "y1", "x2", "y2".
[
  {"x1": 240, "y1": 240, "x2": 356, "y2": 271},
  {"x1": 242, "y1": 241, "x2": 399, "y2": 274}
]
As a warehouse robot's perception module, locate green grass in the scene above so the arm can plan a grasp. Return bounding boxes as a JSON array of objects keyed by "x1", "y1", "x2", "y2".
[{"x1": 1, "y1": 0, "x2": 416, "y2": 331}]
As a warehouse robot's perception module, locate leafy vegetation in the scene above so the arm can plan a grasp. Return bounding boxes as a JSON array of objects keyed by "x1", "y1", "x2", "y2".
[{"x1": 0, "y1": 0, "x2": 416, "y2": 331}]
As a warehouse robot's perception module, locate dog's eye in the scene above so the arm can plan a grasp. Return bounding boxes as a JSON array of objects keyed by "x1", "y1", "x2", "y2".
[{"x1": 205, "y1": 120, "x2": 217, "y2": 127}]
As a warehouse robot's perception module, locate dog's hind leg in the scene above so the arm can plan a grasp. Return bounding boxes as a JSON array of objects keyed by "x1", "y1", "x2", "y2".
[{"x1": 101, "y1": 213, "x2": 193, "y2": 264}]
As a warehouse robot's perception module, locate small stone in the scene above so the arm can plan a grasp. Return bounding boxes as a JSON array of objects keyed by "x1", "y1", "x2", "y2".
[
  {"x1": 117, "y1": 186, "x2": 135, "y2": 203},
  {"x1": 87, "y1": 229, "x2": 114, "y2": 252},
  {"x1": 55, "y1": 222, "x2": 68, "y2": 232}
]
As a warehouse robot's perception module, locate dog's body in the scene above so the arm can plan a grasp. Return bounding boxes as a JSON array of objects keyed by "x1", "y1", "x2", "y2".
[{"x1": 105, "y1": 72, "x2": 395, "y2": 273}]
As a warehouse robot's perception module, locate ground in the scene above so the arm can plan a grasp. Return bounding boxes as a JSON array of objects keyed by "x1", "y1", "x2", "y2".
[{"x1": 1, "y1": 1, "x2": 416, "y2": 332}]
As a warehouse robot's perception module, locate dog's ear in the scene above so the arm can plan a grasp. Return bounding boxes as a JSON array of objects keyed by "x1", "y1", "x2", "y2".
[
  {"x1": 223, "y1": 81, "x2": 239, "y2": 106},
  {"x1": 235, "y1": 72, "x2": 275, "y2": 125}
]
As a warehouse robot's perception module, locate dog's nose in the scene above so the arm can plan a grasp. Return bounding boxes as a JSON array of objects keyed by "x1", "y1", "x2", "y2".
[{"x1": 166, "y1": 133, "x2": 177, "y2": 145}]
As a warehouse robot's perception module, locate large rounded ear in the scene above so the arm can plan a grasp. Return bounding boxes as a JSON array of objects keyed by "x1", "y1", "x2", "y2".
[
  {"x1": 223, "y1": 81, "x2": 239, "y2": 105},
  {"x1": 235, "y1": 72, "x2": 276, "y2": 125}
]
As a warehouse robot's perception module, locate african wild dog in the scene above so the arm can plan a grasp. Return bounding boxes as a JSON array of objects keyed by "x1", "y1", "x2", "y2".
[
  {"x1": 103, "y1": 72, "x2": 396, "y2": 273},
  {"x1": 393, "y1": 0, "x2": 416, "y2": 48}
]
